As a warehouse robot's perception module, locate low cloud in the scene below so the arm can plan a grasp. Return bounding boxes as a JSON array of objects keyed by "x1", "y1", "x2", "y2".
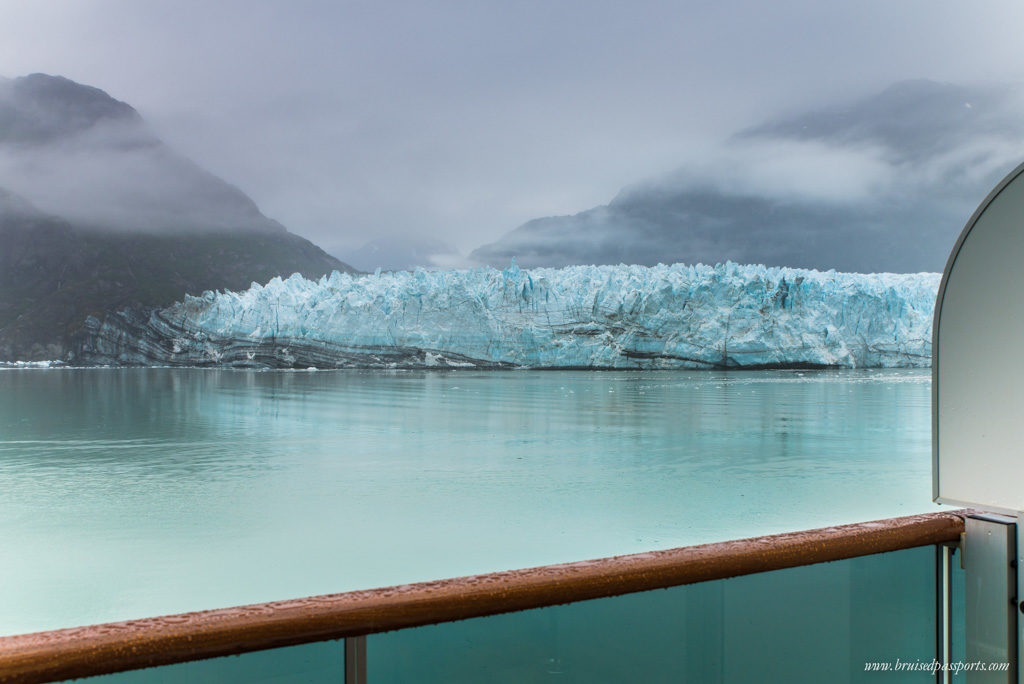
[{"x1": 645, "y1": 138, "x2": 897, "y2": 205}]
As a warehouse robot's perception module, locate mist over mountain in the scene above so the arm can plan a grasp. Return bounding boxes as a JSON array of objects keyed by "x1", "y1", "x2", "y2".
[
  {"x1": 471, "y1": 80, "x2": 1024, "y2": 273},
  {"x1": 0, "y1": 74, "x2": 287, "y2": 234},
  {"x1": 343, "y1": 235, "x2": 462, "y2": 272},
  {"x1": 0, "y1": 74, "x2": 353, "y2": 360}
]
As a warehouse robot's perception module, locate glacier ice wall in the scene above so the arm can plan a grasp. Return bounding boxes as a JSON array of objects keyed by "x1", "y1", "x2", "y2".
[{"x1": 76, "y1": 262, "x2": 940, "y2": 369}]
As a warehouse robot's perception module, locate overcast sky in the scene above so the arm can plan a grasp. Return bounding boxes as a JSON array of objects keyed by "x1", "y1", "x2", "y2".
[{"x1": 2, "y1": 0, "x2": 1024, "y2": 259}]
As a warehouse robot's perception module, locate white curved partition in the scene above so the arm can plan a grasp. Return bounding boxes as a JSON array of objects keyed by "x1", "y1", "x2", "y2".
[{"x1": 934, "y1": 162, "x2": 1024, "y2": 511}]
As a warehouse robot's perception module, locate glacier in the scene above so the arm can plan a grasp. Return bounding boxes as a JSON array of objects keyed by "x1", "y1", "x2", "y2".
[{"x1": 74, "y1": 262, "x2": 941, "y2": 369}]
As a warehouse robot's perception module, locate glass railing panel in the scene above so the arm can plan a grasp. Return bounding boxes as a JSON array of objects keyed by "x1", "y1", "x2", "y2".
[
  {"x1": 85, "y1": 639, "x2": 345, "y2": 683},
  {"x1": 369, "y1": 545, "x2": 938, "y2": 683}
]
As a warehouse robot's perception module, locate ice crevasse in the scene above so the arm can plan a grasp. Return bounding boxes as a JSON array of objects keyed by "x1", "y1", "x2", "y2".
[{"x1": 76, "y1": 262, "x2": 941, "y2": 369}]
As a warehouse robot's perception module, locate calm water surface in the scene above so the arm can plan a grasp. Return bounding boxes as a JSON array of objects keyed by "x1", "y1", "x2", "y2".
[{"x1": 0, "y1": 368, "x2": 939, "y2": 635}]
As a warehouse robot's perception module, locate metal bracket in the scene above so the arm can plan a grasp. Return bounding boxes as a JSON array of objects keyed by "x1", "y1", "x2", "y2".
[{"x1": 941, "y1": 534, "x2": 965, "y2": 569}]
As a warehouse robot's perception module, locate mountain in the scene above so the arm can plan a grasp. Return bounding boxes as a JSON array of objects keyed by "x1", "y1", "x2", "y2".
[
  {"x1": 0, "y1": 73, "x2": 286, "y2": 234},
  {"x1": 471, "y1": 80, "x2": 1024, "y2": 273},
  {"x1": 0, "y1": 74, "x2": 354, "y2": 360}
]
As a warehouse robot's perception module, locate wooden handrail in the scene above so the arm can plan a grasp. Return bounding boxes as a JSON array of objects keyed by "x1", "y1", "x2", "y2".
[{"x1": 0, "y1": 511, "x2": 966, "y2": 683}]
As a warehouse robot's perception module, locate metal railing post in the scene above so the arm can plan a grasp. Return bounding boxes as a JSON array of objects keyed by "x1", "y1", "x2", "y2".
[{"x1": 345, "y1": 636, "x2": 366, "y2": 684}]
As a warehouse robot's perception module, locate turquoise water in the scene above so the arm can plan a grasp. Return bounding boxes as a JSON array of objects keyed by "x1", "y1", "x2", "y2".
[{"x1": 0, "y1": 368, "x2": 939, "y2": 636}]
